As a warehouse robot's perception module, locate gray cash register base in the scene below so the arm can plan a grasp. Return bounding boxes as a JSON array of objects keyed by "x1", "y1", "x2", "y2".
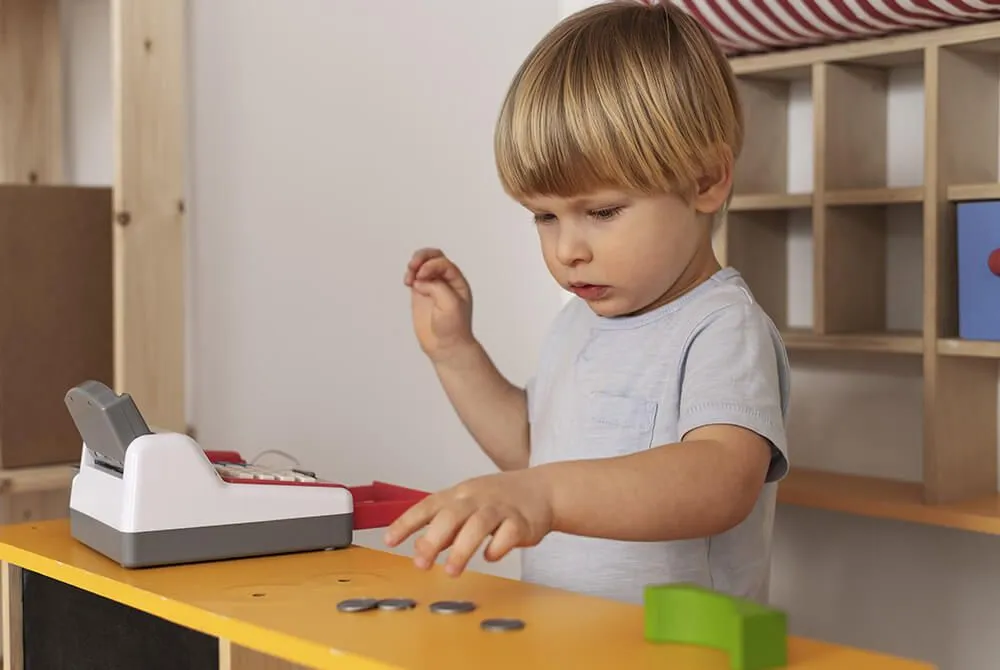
[{"x1": 70, "y1": 508, "x2": 355, "y2": 568}]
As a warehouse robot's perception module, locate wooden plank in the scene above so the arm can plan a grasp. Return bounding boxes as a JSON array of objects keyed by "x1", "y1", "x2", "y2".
[
  {"x1": 948, "y1": 183, "x2": 1000, "y2": 201},
  {"x1": 778, "y1": 468, "x2": 1000, "y2": 535},
  {"x1": 0, "y1": 467, "x2": 74, "y2": 497},
  {"x1": 219, "y1": 640, "x2": 309, "y2": 670},
  {"x1": 0, "y1": 488, "x2": 69, "y2": 665},
  {"x1": 825, "y1": 187, "x2": 924, "y2": 206},
  {"x1": 781, "y1": 329, "x2": 923, "y2": 355},
  {"x1": 1, "y1": 562, "x2": 22, "y2": 670},
  {"x1": 111, "y1": 0, "x2": 186, "y2": 431},
  {"x1": 729, "y1": 19, "x2": 1000, "y2": 76},
  {"x1": 811, "y1": 62, "x2": 828, "y2": 334},
  {"x1": 937, "y1": 338, "x2": 1000, "y2": 358},
  {"x1": 0, "y1": 186, "x2": 114, "y2": 469},
  {"x1": 3, "y1": 490, "x2": 70, "y2": 526},
  {"x1": 0, "y1": 0, "x2": 62, "y2": 183},
  {"x1": 728, "y1": 193, "x2": 812, "y2": 211}
]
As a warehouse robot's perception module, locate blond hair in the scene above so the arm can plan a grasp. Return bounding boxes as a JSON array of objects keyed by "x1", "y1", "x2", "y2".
[{"x1": 494, "y1": 0, "x2": 742, "y2": 205}]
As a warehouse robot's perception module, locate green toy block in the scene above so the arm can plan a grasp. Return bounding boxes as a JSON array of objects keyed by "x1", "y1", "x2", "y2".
[{"x1": 644, "y1": 583, "x2": 787, "y2": 670}]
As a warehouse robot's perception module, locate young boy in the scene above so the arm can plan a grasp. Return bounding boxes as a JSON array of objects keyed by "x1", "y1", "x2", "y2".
[{"x1": 384, "y1": 0, "x2": 790, "y2": 605}]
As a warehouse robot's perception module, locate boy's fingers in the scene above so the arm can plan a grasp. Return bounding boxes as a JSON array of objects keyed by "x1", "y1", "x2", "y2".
[
  {"x1": 415, "y1": 257, "x2": 459, "y2": 282},
  {"x1": 422, "y1": 262, "x2": 471, "y2": 304},
  {"x1": 483, "y1": 518, "x2": 522, "y2": 562},
  {"x1": 411, "y1": 278, "x2": 461, "y2": 312},
  {"x1": 445, "y1": 508, "x2": 501, "y2": 576},
  {"x1": 413, "y1": 504, "x2": 469, "y2": 569},
  {"x1": 404, "y1": 248, "x2": 445, "y2": 286},
  {"x1": 384, "y1": 494, "x2": 438, "y2": 547},
  {"x1": 408, "y1": 247, "x2": 443, "y2": 270}
]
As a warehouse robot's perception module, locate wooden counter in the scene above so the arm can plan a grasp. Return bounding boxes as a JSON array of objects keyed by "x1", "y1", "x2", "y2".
[{"x1": 0, "y1": 519, "x2": 934, "y2": 670}]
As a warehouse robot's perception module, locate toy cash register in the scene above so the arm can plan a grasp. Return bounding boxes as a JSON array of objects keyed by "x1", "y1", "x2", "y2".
[{"x1": 65, "y1": 380, "x2": 428, "y2": 568}]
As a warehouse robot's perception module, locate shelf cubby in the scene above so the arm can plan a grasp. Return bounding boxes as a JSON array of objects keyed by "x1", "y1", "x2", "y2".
[
  {"x1": 817, "y1": 202, "x2": 923, "y2": 344},
  {"x1": 937, "y1": 40, "x2": 1000, "y2": 201},
  {"x1": 819, "y1": 50, "x2": 925, "y2": 196},
  {"x1": 727, "y1": 21, "x2": 1000, "y2": 526},
  {"x1": 732, "y1": 67, "x2": 813, "y2": 203},
  {"x1": 717, "y1": 207, "x2": 810, "y2": 334}
]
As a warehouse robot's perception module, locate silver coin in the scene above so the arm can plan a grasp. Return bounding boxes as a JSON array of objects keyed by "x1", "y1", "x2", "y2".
[
  {"x1": 428, "y1": 600, "x2": 476, "y2": 614},
  {"x1": 480, "y1": 617, "x2": 526, "y2": 632},
  {"x1": 377, "y1": 598, "x2": 417, "y2": 611},
  {"x1": 336, "y1": 598, "x2": 378, "y2": 612}
]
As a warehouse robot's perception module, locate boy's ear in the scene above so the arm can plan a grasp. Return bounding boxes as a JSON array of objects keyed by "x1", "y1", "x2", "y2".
[{"x1": 693, "y1": 150, "x2": 734, "y2": 215}]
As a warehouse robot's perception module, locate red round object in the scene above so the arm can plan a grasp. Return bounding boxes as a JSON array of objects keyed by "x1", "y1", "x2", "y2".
[{"x1": 990, "y1": 248, "x2": 1000, "y2": 277}]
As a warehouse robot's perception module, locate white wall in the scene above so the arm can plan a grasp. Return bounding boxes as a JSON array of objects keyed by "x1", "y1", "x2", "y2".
[
  {"x1": 184, "y1": 0, "x2": 565, "y2": 579},
  {"x1": 62, "y1": 1, "x2": 1000, "y2": 668}
]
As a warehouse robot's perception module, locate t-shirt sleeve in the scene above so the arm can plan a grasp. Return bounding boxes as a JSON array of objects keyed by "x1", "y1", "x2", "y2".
[{"x1": 676, "y1": 302, "x2": 790, "y2": 483}]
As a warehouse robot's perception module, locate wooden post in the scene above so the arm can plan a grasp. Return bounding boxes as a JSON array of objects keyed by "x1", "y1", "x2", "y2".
[
  {"x1": 111, "y1": 0, "x2": 187, "y2": 432},
  {"x1": 0, "y1": 0, "x2": 63, "y2": 183},
  {"x1": 219, "y1": 640, "x2": 308, "y2": 670},
  {"x1": 1, "y1": 562, "x2": 22, "y2": 670}
]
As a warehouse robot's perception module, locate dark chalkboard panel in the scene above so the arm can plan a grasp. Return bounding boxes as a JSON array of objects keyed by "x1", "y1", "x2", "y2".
[{"x1": 21, "y1": 569, "x2": 218, "y2": 670}]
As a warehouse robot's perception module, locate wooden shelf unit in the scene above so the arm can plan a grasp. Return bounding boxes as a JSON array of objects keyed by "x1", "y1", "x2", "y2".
[
  {"x1": 1, "y1": 0, "x2": 186, "y2": 435},
  {"x1": 0, "y1": 1, "x2": 185, "y2": 583},
  {"x1": 723, "y1": 21, "x2": 1000, "y2": 529}
]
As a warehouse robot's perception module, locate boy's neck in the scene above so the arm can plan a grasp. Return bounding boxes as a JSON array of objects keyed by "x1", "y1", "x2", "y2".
[{"x1": 628, "y1": 243, "x2": 722, "y2": 317}]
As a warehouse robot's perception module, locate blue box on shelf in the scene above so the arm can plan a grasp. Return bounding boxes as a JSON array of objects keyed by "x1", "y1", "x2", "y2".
[{"x1": 957, "y1": 200, "x2": 1000, "y2": 342}]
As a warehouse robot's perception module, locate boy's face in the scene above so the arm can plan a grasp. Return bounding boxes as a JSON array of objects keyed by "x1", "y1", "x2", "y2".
[{"x1": 520, "y1": 186, "x2": 728, "y2": 318}]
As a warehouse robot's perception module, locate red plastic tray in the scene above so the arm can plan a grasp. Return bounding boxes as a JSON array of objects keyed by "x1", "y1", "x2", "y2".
[{"x1": 347, "y1": 481, "x2": 429, "y2": 530}]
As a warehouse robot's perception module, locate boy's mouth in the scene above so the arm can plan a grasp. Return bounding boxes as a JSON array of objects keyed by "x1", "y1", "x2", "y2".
[{"x1": 568, "y1": 283, "x2": 609, "y2": 300}]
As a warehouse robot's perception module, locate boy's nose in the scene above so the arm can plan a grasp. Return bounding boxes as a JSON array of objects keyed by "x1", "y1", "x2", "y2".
[{"x1": 555, "y1": 230, "x2": 592, "y2": 266}]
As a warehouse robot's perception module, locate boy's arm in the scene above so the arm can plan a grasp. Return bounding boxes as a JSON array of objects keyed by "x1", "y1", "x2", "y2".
[
  {"x1": 538, "y1": 301, "x2": 788, "y2": 541},
  {"x1": 536, "y1": 424, "x2": 772, "y2": 540},
  {"x1": 434, "y1": 340, "x2": 530, "y2": 472}
]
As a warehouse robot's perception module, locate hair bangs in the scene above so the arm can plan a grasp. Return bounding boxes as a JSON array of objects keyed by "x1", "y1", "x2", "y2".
[
  {"x1": 494, "y1": 1, "x2": 743, "y2": 206},
  {"x1": 494, "y1": 51, "x2": 684, "y2": 201}
]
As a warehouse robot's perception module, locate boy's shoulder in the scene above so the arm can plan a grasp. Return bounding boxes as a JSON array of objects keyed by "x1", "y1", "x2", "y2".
[
  {"x1": 671, "y1": 268, "x2": 780, "y2": 340},
  {"x1": 670, "y1": 269, "x2": 789, "y2": 378}
]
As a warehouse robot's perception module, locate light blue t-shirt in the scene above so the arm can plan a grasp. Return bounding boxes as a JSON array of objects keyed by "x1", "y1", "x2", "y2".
[{"x1": 522, "y1": 266, "x2": 790, "y2": 605}]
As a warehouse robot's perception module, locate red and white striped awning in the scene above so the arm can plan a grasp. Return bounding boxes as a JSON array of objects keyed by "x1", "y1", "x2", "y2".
[{"x1": 671, "y1": 1, "x2": 1000, "y2": 56}]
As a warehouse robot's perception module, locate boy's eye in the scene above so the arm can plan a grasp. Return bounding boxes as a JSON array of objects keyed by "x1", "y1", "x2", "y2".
[
  {"x1": 590, "y1": 206, "x2": 622, "y2": 221},
  {"x1": 533, "y1": 213, "x2": 556, "y2": 224}
]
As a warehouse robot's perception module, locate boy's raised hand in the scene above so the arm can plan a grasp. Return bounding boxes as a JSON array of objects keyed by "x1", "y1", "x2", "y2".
[
  {"x1": 383, "y1": 469, "x2": 554, "y2": 576},
  {"x1": 404, "y1": 248, "x2": 475, "y2": 362}
]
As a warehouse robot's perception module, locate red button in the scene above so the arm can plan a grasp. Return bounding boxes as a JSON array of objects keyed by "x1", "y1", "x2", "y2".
[{"x1": 990, "y1": 248, "x2": 1000, "y2": 277}]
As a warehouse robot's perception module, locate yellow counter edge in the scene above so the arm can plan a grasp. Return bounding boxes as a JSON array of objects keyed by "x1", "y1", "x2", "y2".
[{"x1": 0, "y1": 543, "x2": 399, "y2": 670}]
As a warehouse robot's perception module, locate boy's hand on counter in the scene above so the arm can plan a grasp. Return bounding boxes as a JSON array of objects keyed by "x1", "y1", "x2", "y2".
[{"x1": 383, "y1": 469, "x2": 553, "y2": 576}]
